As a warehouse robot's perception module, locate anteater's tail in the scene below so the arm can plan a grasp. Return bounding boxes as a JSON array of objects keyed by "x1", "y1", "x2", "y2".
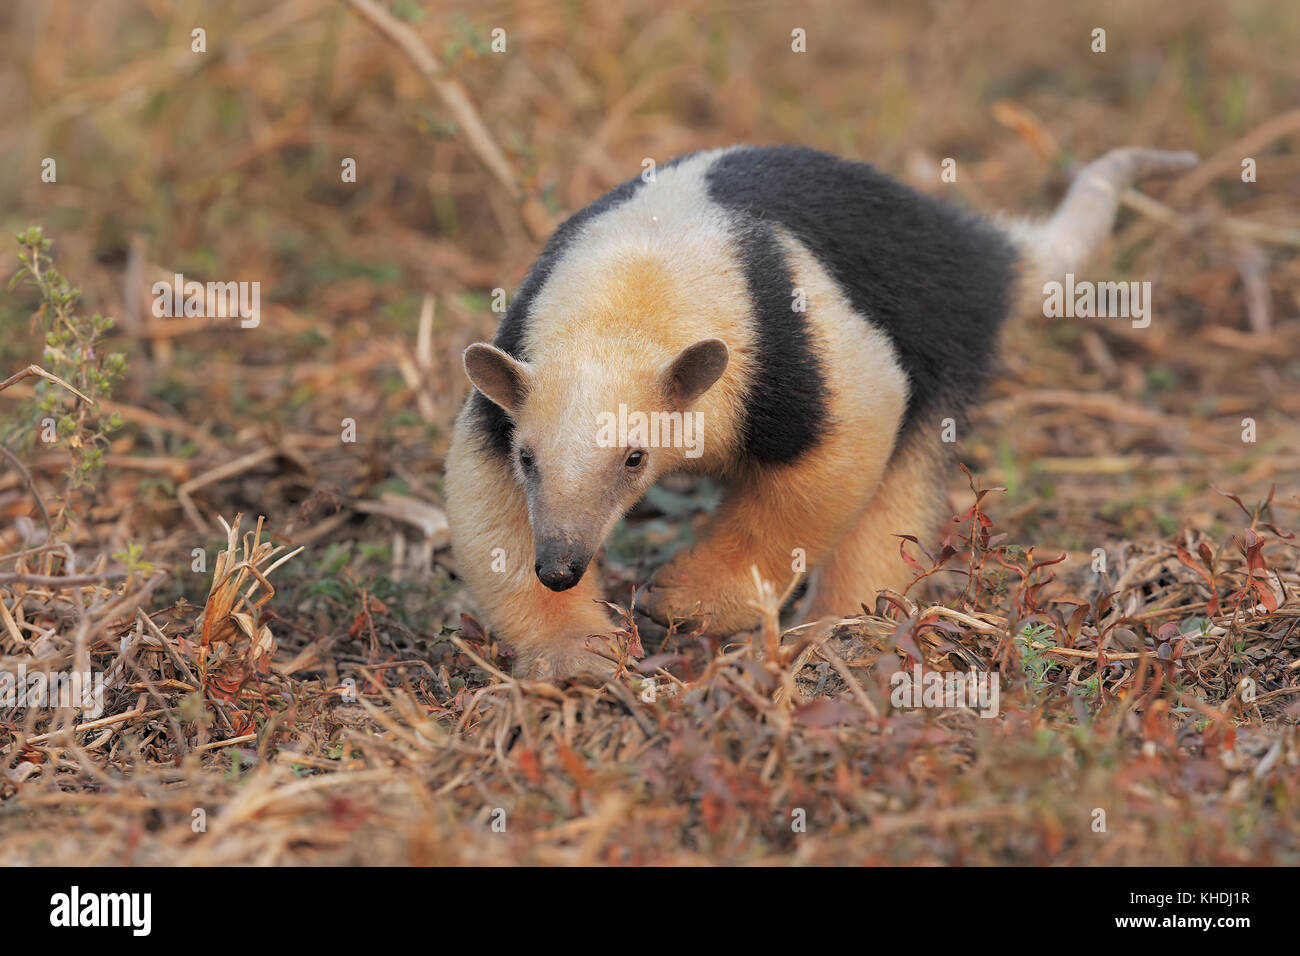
[{"x1": 1007, "y1": 147, "x2": 1198, "y2": 284}]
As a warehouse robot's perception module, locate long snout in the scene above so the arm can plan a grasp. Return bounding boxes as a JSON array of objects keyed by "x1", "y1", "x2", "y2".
[{"x1": 534, "y1": 538, "x2": 592, "y2": 592}]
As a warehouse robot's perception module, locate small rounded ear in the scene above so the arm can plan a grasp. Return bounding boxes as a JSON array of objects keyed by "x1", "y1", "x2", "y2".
[
  {"x1": 463, "y1": 343, "x2": 533, "y2": 415},
  {"x1": 658, "y1": 338, "x2": 729, "y2": 408}
]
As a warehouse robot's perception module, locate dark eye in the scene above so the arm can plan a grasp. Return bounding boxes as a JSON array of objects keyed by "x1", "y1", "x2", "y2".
[
  {"x1": 625, "y1": 450, "x2": 645, "y2": 469},
  {"x1": 518, "y1": 449, "x2": 534, "y2": 470}
]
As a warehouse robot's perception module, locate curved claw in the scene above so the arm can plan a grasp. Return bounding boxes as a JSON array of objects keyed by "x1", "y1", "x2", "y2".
[
  {"x1": 631, "y1": 583, "x2": 670, "y2": 642},
  {"x1": 636, "y1": 580, "x2": 710, "y2": 638}
]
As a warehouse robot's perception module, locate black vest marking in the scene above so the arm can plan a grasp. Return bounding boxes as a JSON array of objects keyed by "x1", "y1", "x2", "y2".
[
  {"x1": 706, "y1": 146, "x2": 1019, "y2": 436},
  {"x1": 725, "y1": 220, "x2": 829, "y2": 464}
]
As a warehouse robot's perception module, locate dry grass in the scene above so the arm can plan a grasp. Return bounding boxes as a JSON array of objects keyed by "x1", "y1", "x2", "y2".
[
  {"x1": 3, "y1": 474, "x2": 1296, "y2": 865},
  {"x1": 1, "y1": 0, "x2": 1298, "y2": 865}
]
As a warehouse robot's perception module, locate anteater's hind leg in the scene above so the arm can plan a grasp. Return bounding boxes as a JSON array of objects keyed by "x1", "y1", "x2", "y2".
[
  {"x1": 800, "y1": 428, "x2": 947, "y2": 621},
  {"x1": 444, "y1": 410, "x2": 615, "y2": 680}
]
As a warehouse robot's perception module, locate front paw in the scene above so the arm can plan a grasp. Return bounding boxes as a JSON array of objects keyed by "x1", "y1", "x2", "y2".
[
  {"x1": 638, "y1": 554, "x2": 763, "y2": 635},
  {"x1": 514, "y1": 638, "x2": 618, "y2": 684}
]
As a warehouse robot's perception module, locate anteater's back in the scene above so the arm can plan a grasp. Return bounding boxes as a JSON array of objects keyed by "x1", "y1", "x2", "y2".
[{"x1": 703, "y1": 146, "x2": 1020, "y2": 430}]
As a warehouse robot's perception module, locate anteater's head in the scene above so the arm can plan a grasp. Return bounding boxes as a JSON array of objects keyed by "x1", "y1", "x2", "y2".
[{"x1": 462, "y1": 337, "x2": 729, "y2": 591}]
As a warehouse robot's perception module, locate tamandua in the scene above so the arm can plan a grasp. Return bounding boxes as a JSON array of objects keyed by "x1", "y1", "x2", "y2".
[{"x1": 444, "y1": 145, "x2": 1196, "y2": 680}]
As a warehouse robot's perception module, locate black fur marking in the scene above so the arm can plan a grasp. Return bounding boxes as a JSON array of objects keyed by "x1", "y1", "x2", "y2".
[
  {"x1": 706, "y1": 146, "x2": 1019, "y2": 441},
  {"x1": 466, "y1": 157, "x2": 696, "y2": 458},
  {"x1": 726, "y1": 220, "x2": 829, "y2": 463}
]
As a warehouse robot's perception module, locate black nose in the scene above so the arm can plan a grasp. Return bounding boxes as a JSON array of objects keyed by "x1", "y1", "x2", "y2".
[
  {"x1": 534, "y1": 543, "x2": 588, "y2": 592},
  {"x1": 535, "y1": 558, "x2": 585, "y2": 592}
]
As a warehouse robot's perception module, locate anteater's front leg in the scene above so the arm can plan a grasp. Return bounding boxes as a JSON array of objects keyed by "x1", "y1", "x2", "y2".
[
  {"x1": 639, "y1": 428, "x2": 891, "y2": 635},
  {"x1": 444, "y1": 417, "x2": 615, "y2": 680}
]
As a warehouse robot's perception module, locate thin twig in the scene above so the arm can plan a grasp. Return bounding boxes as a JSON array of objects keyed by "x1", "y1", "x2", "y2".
[
  {"x1": 0, "y1": 364, "x2": 95, "y2": 404},
  {"x1": 0, "y1": 443, "x2": 52, "y2": 534},
  {"x1": 339, "y1": 0, "x2": 553, "y2": 241},
  {"x1": 0, "y1": 570, "x2": 126, "y2": 586}
]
